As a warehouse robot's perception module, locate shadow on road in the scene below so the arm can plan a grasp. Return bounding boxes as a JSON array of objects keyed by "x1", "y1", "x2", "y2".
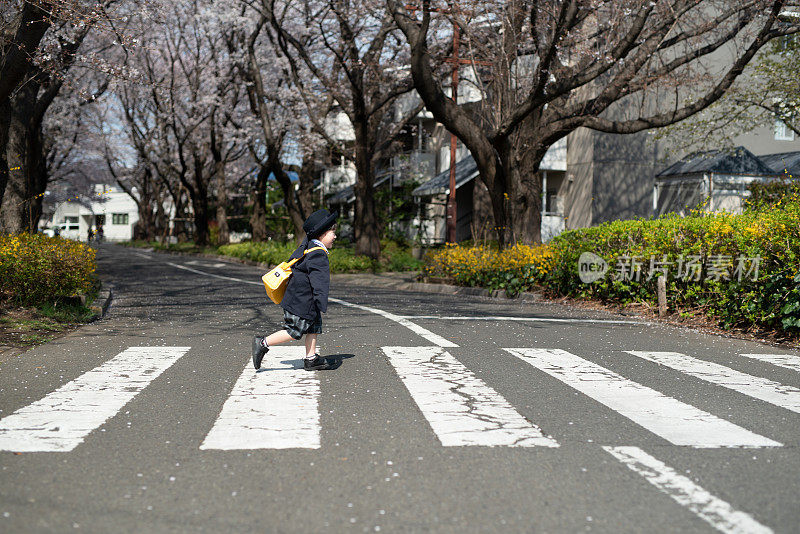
[{"x1": 255, "y1": 353, "x2": 356, "y2": 372}]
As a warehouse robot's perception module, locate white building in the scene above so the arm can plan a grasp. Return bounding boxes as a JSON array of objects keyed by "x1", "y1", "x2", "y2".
[{"x1": 50, "y1": 184, "x2": 139, "y2": 242}]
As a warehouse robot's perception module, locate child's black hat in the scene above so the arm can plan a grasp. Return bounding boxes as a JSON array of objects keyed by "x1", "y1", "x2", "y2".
[{"x1": 303, "y1": 209, "x2": 338, "y2": 239}]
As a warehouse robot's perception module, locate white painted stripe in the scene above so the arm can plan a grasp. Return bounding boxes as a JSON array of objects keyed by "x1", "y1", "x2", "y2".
[
  {"x1": 185, "y1": 260, "x2": 228, "y2": 269},
  {"x1": 740, "y1": 353, "x2": 800, "y2": 373},
  {"x1": 396, "y1": 315, "x2": 648, "y2": 325},
  {"x1": 200, "y1": 347, "x2": 321, "y2": 450},
  {"x1": 167, "y1": 261, "x2": 257, "y2": 285},
  {"x1": 331, "y1": 298, "x2": 457, "y2": 347},
  {"x1": 0, "y1": 347, "x2": 191, "y2": 452},
  {"x1": 381, "y1": 346, "x2": 558, "y2": 447},
  {"x1": 626, "y1": 351, "x2": 800, "y2": 414},
  {"x1": 505, "y1": 348, "x2": 779, "y2": 448},
  {"x1": 604, "y1": 446, "x2": 773, "y2": 534}
]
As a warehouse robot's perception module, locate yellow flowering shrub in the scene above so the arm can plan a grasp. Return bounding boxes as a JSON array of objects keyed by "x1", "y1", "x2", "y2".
[
  {"x1": 0, "y1": 233, "x2": 97, "y2": 305},
  {"x1": 423, "y1": 243, "x2": 554, "y2": 295}
]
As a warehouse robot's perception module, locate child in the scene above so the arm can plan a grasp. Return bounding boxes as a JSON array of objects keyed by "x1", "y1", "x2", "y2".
[{"x1": 252, "y1": 209, "x2": 338, "y2": 371}]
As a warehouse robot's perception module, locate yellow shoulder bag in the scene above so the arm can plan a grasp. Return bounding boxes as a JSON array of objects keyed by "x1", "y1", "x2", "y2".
[{"x1": 262, "y1": 246, "x2": 326, "y2": 304}]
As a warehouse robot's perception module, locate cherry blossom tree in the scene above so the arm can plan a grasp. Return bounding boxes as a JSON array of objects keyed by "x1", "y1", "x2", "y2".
[
  {"x1": 226, "y1": 4, "x2": 321, "y2": 240},
  {"x1": 0, "y1": 0, "x2": 120, "y2": 232},
  {"x1": 261, "y1": 0, "x2": 425, "y2": 258}
]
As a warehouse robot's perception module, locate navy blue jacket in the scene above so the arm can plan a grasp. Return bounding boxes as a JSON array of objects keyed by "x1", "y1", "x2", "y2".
[{"x1": 280, "y1": 238, "x2": 330, "y2": 320}]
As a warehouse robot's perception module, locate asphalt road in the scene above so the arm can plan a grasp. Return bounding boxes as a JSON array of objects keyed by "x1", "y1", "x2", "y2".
[{"x1": 0, "y1": 243, "x2": 798, "y2": 533}]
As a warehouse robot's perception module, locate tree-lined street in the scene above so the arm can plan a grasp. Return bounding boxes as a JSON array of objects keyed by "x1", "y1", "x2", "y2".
[
  {"x1": 1, "y1": 244, "x2": 798, "y2": 532},
  {"x1": 2, "y1": 1, "x2": 799, "y2": 250}
]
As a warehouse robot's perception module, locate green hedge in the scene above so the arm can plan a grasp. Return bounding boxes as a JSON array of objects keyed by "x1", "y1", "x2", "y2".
[
  {"x1": 544, "y1": 194, "x2": 800, "y2": 334},
  {"x1": 0, "y1": 233, "x2": 97, "y2": 306},
  {"x1": 423, "y1": 192, "x2": 800, "y2": 337}
]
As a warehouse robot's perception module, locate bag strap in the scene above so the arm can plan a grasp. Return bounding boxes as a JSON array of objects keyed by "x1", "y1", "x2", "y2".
[{"x1": 285, "y1": 246, "x2": 327, "y2": 268}]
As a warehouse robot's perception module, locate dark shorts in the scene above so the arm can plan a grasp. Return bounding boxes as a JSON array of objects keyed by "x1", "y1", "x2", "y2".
[{"x1": 283, "y1": 310, "x2": 322, "y2": 340}]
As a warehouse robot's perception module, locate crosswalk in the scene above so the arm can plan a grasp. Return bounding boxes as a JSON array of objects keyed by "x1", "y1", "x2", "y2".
[
  {"x1": 1, "y1": 346, "x2": 797, "y2": 452},
  {"x1": 1, "y1": 344, "x2": 796, "y2": 533}
]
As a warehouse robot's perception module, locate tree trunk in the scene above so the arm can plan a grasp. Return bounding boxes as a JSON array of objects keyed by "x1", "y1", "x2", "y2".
[
  {"x1": 471, "y1": 178, "x2": 494, "y2": 244},
  {"x1": 138, "y1": 167, "x2": 157, "y2": 241},
  {"x1": 209, "y1": 111, "x2": 230, "y2": 245},
  {"x1": 250, "y1": 165, "x2": 269, "y2": 242},
  {"x1": 506, "y1": 115, "x2": 545, "y2": 245},
  {"x1": 353, "y1": 136, "x2": 380, "y2": 259},
  {"x1": 193, "y1": 198, "x2": 210, "y2": 246},
  {"x1": 154, "y1": 184, "x2": 169, "y2": 243},
  {"x1": 192, "y1": 169, "x2": 210, "y2": 246},
  {"x1": 28, "y1": 121, "x2": 47, "y2": 232},
  {"x1": 214, "y1": 158, "x2": 230, "y2": 245},
  {"x1": 0, "y1": 99, "x2": 9, "y2": 210},
  {"x1": 170, "y1": 185, "x2": 189, "y2": 243},
  {"x1": 296, "y1": 153, "x2": 316, "y2": 217},
  {"x1": 0, "y1": 2, "x2": 52, "y2": 103},
  {"x1": 0, "y1": 83, "x2": 37, "y2": 233},
  {"x1": 270, "y1": 160, "x2": 306, "y2": 240}
]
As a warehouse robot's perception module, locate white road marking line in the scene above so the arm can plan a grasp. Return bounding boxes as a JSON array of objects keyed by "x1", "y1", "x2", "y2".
[
  {"x1": 185, "y1": 260, "x2": 228, "y2": 269},
  {"x1": 740, "y1": 353, "x2": 800, "y2": 373},
  {"x1": 626, "y1": 351, "x2": 800, "y2": 414},
  {"x1": 381, "y1": 346, "x2": 559, "y2": 447},
  {"x1": 167, "y1": 261, "x2": 258, "y2": 285},
  {"x1": 331, "y1": 298, "x2": 457, "y2": 347},
  {"x1": 396, "y1": 315, "x2": 648, "y2": 325},
  {"x1": 200, "y1": 347, "x2": 321, "y2": 450},
  {"x1": 505, "y1": 348, "x2": 780, "y2": 448},
  {"x1": 0, "y1": 347, "x2": 191, "y2": 452},
  {"x1": 604, "y1": 446, "x2": 773, "y2": 534}
]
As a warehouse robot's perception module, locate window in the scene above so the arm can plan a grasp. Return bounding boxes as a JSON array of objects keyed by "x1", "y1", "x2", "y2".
[
  {"x1": 64, "y1": 216, "x2": 79, "y2": 230},
  {"x1": 112, "y1": 213, "x2": 129, "y2": 225},
  {"x1": 775, "y1": 120, "x2": 795, "y2": 141}
]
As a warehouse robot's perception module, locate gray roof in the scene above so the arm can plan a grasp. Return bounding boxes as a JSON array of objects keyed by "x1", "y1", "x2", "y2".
[
  {"x1": 757, "y1": 151, "x2": 800, "y2": 176},
  {"x1": 656, "y1": 147, "x2": 778, "y2": 178},
  {"x1": 412, "y1": 155, "x2": 479, "y2": 197},
  {"x1": 328, "y1": 173, "x2": 393, "y2": 205}
]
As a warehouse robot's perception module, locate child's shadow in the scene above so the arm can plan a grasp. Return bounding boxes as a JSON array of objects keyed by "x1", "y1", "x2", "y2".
[
  {"x1": 264, "y1": 353, "x2": 355, "y2": 372},
  {"x1": 315, "y1": 353, "x2": 355, "y2": 370}
]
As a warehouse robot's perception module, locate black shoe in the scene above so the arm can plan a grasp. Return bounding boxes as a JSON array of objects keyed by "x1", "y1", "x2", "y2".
[
  {"x1": 252, "y1": 336, "x2": 269, "y2": 369},
  {"x1": 303, "y1": 355, "x2": 330, "y2": 371}
]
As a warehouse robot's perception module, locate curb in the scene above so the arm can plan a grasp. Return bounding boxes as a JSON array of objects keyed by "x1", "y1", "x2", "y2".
[
  {"x1": 90, "y1": 285, "x2": 113, "y2": 320},
  {"x1": 399, "y1": 281, "x2": 545, "y2": 303}
]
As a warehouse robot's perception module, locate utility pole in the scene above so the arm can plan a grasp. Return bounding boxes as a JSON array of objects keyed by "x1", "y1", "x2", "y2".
[
  {"x1": 407, "y1": 2, "x2": 490, "y2": 243},
  {"x1": 446, "y1": 21, "x2": 460, "y2": 243}
]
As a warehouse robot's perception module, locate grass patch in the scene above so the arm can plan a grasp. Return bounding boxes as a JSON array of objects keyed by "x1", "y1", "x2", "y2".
[{"x1": 0, "y1": 298, "x2": 99, "y2": 350}]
